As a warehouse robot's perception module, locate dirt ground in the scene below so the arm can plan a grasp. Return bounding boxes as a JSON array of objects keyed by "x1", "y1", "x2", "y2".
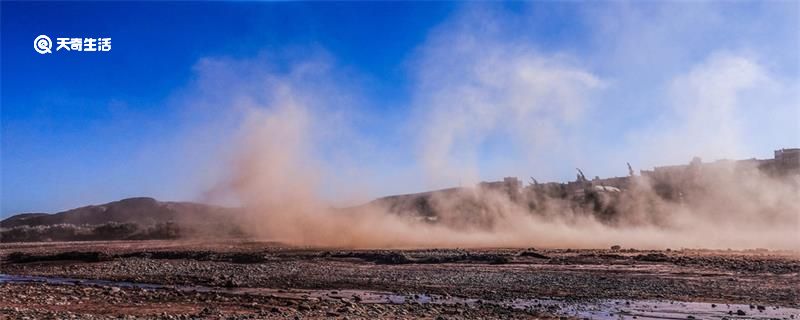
[{"x1": 1, "y1": 240, "x2": 798, "y2": 319}]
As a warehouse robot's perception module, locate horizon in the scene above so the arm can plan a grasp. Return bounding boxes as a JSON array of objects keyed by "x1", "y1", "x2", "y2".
[
  {"x1": 2, "y1": 147, "x2": 794, "y2": 217},
  {"x1": 3, "y1": 2, "x2": 799, "y2": 218}
]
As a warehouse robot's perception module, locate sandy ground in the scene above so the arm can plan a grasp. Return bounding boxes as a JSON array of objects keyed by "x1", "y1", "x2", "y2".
[{"x1": 1, "y1": 240, "x2": 798, "y2": 319}]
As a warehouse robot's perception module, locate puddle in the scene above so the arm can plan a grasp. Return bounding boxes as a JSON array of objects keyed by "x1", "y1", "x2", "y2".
[
  {"x1": 510, "y1": 298, "x2": 800, "y2": 320},
  {"x1": 1, "y1": 274, "x2": 797, "y2": 319}
]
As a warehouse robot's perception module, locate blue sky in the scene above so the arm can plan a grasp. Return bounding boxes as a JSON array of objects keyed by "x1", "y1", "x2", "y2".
[{"x1": 2, "y1": 1, "x2": 798, "y2": 217}]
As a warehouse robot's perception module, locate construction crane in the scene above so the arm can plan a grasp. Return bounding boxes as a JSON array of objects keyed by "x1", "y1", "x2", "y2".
[
  {"x1": 576, "y1": 168, "x2": 587, "y2": 182},
  {"x1": 627, "y1": 162, "x2": 634, "y2": 177}
]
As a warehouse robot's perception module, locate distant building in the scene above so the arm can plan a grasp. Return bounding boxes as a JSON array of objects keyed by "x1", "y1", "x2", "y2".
[
  {"x1": 526, "y1": 148, "x2": 798, "y2": 200},
  {"x1": 479, "y1": 177, "x2": 522, "y2": 200},
  {"x1": 639, "y1": 148, "x2": 800, "y2": 181},
  {"x1": 761, "y1": 148, "x2": 800, "y2": 175}
]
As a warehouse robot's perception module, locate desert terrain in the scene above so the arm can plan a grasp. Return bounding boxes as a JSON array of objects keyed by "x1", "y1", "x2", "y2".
[
  {"x1": 1, "y1": 240, "x2": 798, "y2": 319},
  {"x1": 2, "y1": 150, "x2": 798, "y2": 319},
  {"x1": 4, "y1": 0, "x2": 800, "y2": 318}
]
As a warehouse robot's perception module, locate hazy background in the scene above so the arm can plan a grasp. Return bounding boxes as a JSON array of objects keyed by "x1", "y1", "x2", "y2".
[{"x1": 2, "y1": 2, "x2": 799, "y2": 217}]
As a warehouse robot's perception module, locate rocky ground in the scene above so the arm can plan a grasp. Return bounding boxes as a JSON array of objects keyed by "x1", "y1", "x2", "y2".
[
  {"x1": 0, "y1": 282, "x2": 542, "y2": 319},
  {"x1": 1, "y1": 240, "x2": 798, "y2": 319}
]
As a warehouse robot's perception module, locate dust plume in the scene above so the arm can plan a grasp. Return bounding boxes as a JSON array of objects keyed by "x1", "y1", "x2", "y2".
[
  {"x1": 213, "y1": 80, "x2": 799, "y2": 249},
  {"x1": 202, "y1": 6, "x2": 799, "y2": 250}
]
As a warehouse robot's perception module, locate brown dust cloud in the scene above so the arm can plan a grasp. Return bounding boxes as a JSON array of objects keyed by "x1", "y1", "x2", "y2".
[
  {"x1": 195, "y1": 9, "x2": 799, "y2": 251},
  {"x1": 205, "y1": 96, "x2": 799, "y2": 251}
]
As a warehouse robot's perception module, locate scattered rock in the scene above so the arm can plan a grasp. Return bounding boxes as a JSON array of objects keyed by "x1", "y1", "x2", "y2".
[
  {"x1": 633, "y1": 253, "x2": 670, "y2": 262},
  {"x1": 517, "y1": 250, "x2": 550, "y2": 259}
]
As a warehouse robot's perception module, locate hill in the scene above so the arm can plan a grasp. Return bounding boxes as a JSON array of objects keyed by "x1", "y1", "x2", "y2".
[
  {"x1": 1, "y1": 197, "x2": 237, "y2": 228},
  {"x1": 0, "y1": 197, "x2": 242, "y2": 242}
]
